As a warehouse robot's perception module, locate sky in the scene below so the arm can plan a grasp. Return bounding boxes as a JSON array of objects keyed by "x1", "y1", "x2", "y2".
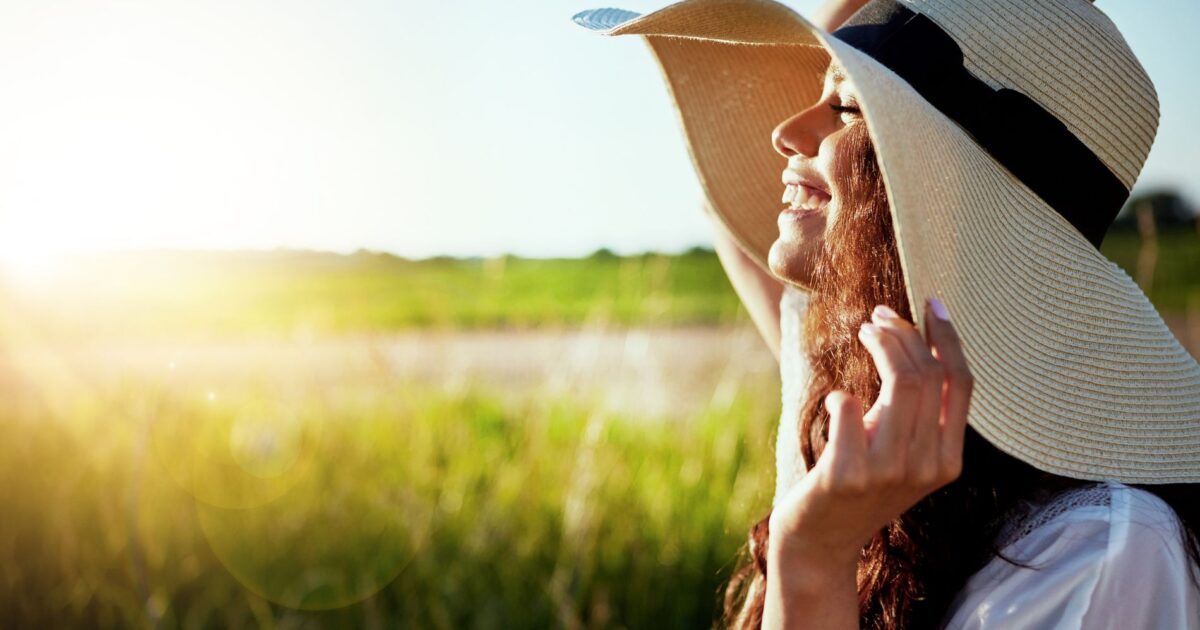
[{"x1": 0, "y1": 0, "x2": 1196, "y2": 265}]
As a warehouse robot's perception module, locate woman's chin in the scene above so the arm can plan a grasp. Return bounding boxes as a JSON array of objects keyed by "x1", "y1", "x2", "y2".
[{"x1": 768, "y1": 239, "x2": 816, "y2": 289}]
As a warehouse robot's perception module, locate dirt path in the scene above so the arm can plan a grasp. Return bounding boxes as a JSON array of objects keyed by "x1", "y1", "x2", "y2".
[
  {"x1": 3, "y1": 315, "x2": 1195, "y2": 420},
  {"x1": 0, "y1": 326, "x2": 782, "y2": 420}
]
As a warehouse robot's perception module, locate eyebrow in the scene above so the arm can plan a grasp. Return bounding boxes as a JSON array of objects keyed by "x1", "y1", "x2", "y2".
[{"x1": 829, "y1": 64, "x2": 847, "y2": 85}]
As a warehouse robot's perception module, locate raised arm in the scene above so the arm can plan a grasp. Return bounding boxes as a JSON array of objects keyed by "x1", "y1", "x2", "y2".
[{"x1": 710, "y1": 210, "x2": 786, "y2": 361}]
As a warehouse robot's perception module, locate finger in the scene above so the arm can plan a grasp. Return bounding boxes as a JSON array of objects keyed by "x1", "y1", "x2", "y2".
[
  {"x1": 857, "y1": 322, "x2": 921, "y2": 458},
  {"x1": 822, "y1": 391, "x2": 870, "y2": 495},
  {"x1": 824, "y1": 390, "x2": 867, "y2": 471},
  {"x1": 871, "y1": 305, "x2": 946, "y2": 467},
  {"x1": 923, "y1": 297, "x2": 974, "y2": 471},
  {"x1": 869, "y1": 304, "x2": 925, "y2": 366}
]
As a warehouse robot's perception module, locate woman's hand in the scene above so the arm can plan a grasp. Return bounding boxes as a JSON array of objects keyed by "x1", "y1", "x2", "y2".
[{"x1": 763, "y1": 297, "x2": 974, "y2": 628}]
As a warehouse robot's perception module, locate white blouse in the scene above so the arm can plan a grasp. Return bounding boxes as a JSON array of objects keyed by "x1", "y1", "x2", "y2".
[
  {"x1": 772, "y1": 284, "x2": 1200, "y2": 629},
  {"x1": 774, "y1": 283, "x2": 814, "y2": 505}
]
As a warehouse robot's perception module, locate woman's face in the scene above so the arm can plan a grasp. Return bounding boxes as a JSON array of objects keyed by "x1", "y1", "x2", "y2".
[{"x1": 767, "y1": 64, "x2": 864, "y2": 289}]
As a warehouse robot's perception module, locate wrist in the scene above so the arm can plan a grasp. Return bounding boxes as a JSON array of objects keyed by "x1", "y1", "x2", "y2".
[
  {"x1": 768, "y1": 521, "x2": 858, "y2": 566},
  {"x1": 768, "y1": 545, "x2": 857, "y2": 595}
]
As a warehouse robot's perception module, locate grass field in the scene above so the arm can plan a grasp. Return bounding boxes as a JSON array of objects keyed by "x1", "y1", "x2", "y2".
[
  {"x1": 0, "y1": 248, "x2": 741, "y2": 341},
  {"x1": 0, "y1": 361, "x2": 780, "y2": 628},
  {"x1": 2, "y1": 230, "x2": 1195, "y2": 341},
  {"x1": 0, "y1": 230, "x2": 1196, "y2": 628}
]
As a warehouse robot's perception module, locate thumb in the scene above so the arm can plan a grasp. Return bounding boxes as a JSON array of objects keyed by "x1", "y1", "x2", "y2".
[{"x1": 824, "y1": 390, "x2": 867, "y2": 463}]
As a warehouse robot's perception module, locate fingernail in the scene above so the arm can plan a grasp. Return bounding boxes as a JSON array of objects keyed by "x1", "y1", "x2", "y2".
[
  {"x1": 929, "y1": 297, "x2": 950, "y2": 321},
  {"x1": 859, "y1": 322, "x2": 880, "y2": 337},
  {"x1": 872, "y1": 304, "x2": 898, "y2": 320}
]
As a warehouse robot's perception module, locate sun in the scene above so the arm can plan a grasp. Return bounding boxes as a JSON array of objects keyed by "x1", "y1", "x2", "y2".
[{"x1": 0, "y1": 240, "x2": 64, "y2": 287}]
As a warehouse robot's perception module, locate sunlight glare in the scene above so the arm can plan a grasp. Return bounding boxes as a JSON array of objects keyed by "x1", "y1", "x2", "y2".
[{"x1": 0, "y1": 240, "x2": 64, "y2": 286}]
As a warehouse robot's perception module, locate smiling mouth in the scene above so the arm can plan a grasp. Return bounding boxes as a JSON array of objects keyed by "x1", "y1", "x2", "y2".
[{"x1": 781, "y1": 184, "x2": 831, "y2": 213}]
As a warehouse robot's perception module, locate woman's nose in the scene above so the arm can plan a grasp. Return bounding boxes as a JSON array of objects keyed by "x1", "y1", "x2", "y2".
[{"x1": 772, "y1": 104, "x2": 826, "y2": 159}]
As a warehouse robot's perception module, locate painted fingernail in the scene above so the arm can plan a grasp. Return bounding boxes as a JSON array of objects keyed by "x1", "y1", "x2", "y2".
[
  {"x1": 859, "y1": 322, "x2": 881, "y2": 337},
  {"x1": 929, "y1": 297, "x2": 950, "y2": 321},
  {"x1": 873, "y1": 304, "x2": 898, "y2": 320}
]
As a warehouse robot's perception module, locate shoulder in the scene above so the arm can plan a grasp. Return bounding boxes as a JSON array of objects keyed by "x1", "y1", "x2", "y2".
[
  {"x1": 1002, "y1": 481, "x2": 1180, "y2": 547},
  {"x1": 941, "y1": 481, "x2": 1200, "y2": 629}
]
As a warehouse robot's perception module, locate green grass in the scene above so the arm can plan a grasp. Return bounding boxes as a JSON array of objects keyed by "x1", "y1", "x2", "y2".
[
  {"x1": 0, "y1": 249, "x2": 745, "y2": 341},
  {"x1": 1099, "y1": 229, "x2": 1200, "y2": 311},
  {"x1": 2, "y1": 229, "x2": 1193, "y2": 341},
  {"x1": 0, "y1": 373, "x2": 780, "y2": 628}
]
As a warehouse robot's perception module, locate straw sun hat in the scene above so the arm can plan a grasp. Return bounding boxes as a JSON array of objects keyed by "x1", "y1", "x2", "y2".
[{"x1": 572, "y1": 0, "x2": 1200, "y2": 483}]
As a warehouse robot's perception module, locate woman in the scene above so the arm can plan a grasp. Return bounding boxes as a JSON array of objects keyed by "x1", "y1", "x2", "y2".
[
  {"x1": 573, "y1": 0, "x2": 1200, "y2": 627},
  {"x1": 733, "y1": 61, "x2": 1200, "y2": 629}
]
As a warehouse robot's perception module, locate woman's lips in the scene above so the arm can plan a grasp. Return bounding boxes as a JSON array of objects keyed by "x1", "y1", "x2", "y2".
[
  {"x1": 781, "y1": 168, "x2": 831, "y2": 199},
  {"x1": 781, "y1": 183, "x2": 831, "y2": 211},
  {"x1": 778, "y1": 205, "x2": 823, "y2": 224}
]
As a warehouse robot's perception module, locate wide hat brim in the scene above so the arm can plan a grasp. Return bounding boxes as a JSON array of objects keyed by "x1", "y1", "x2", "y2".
[{"x1": 574, "y1": 0, "x2": 1200, "y2": 483}]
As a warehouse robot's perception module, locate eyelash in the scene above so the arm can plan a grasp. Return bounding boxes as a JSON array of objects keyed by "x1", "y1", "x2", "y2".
[{"x1": 829, "y1": 103, "x2": 860, "y2": 115}]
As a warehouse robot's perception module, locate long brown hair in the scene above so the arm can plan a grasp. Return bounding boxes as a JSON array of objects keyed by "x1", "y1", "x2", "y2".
[{"x1": 720, "y1": 121, "x2": 1200, "y2": 628}]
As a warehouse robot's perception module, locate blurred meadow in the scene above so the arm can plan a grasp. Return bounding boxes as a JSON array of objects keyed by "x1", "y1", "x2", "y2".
[
  {"x1": 1, "y1": 225, "x2": 1198, "y2": 628},
  {"x1": 1, "y1": 245, "x2": 785, "y2": 629}
]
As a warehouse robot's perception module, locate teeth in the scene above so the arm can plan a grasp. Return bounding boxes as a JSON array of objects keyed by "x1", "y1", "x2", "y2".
[{"x1": 786, "y1": 185, "x2": 830, "y2": 212}]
